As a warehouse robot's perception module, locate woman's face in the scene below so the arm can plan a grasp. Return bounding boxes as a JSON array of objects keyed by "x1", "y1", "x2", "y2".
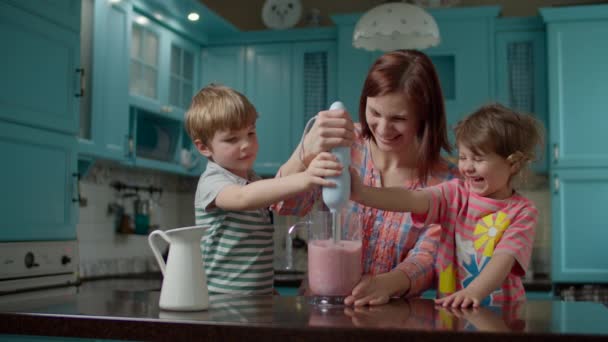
[{"x1": 365, "y1": 92, "x2": 420, "y2": 153}]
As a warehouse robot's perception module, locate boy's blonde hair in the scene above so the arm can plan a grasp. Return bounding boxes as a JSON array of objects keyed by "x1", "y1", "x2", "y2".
[
  {"x1": 455, "y1": 103, "x2": 544, "y2": 174},
  {"x1": 185, "y1": 84, "x2": 258, "y2": 145}
]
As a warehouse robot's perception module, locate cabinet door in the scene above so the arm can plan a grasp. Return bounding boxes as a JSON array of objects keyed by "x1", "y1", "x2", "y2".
[
  {"x1": 547, "y1": 21, "x2": 608, "y2": 168},
  {"x1": 201, "y1": 46, "x2": 246, "y2": 93},
  {"x1": 3, "y1": 0, "x2": 81, "y2": 31},
  {"x1": 0, "y1": 121, "x2": 78, "y2": 241},
  {"x1": 0, "y1": 1, "x2": 80, "y2": 135},
  {"x1": 551, "y1": 169, "x2": 608, "y2": 283},
  {"x1": 291, "y1": 41, "x2": 336, "y2": 151},
  {"x1": 80, "y1": 0, "x2": 131, "y2": 161},
  {"x1": 129, "y1": 15, "x2": 162, "y2": 111},
  {"x1": 496, "y1": 30, "x2": 548, "y2": 173},
  {"x1": 246, "y1": 43, "x2": 292, "y2": 175},
  {"x1": 167, "y1": 31, "x2": 199, "y2": 115}
]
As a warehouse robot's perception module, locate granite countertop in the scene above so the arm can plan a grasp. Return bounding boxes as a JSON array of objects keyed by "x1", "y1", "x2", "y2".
[{"x1": 0, "y1": 279, "x2": 607, "y2": 342}]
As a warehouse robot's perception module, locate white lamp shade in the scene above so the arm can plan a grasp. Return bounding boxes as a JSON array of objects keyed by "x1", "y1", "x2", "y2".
[{"x1": 353, "y1": 3, "x2": 440, "y2": 52}]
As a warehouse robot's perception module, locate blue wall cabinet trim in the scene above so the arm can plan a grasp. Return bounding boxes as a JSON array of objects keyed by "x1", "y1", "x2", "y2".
[
  {"x1": 3, "y1": 0, "x2": 81, "y2": 32},
  {"x1": 551, "y1": 169, "x2": 608, "y2": 283},
  {"x1": 540, "y1": 4, "x2": 608, "y2": 23},
  {"x1": 544, "y1": 19, "x2": 608, "y2": 168},
  {"x1": 494, "y1": 19, "x2": 548, "y2": 173},
  {"x1": 208, "y1": 27, "x2": 337, "y2": 46},
  {"x1": 0, "y1": 1, "x2": 80, "y2": 135},
  {"x1": 0, "y1": 121, "x2": 77, "y2": 241}
]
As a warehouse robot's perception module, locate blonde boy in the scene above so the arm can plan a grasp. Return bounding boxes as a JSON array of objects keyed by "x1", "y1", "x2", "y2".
[{"x1": 185, "y1": 84, "x2": 340, "y2": 294}]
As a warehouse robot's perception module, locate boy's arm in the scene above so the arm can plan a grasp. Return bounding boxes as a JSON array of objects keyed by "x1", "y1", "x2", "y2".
[
  {"x1": 356, "y1": 186, "x2": 431, "y2": 214},
  {"x1": 215, "y1": 172, "x2": 328, "y2": 211}
]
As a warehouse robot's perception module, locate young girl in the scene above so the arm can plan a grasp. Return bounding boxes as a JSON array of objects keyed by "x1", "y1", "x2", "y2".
[{"x1": 350, "y1": 103, "x2": 544, "y2": 307}]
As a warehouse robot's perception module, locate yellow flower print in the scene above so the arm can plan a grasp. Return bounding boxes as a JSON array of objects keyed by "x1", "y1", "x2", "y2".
[
  {"x1": 439, "y1": 263, "x2": 456, "y2": 295},
  {"x1": 474, "y1": 212, "x2": 510, "y2": 257}
]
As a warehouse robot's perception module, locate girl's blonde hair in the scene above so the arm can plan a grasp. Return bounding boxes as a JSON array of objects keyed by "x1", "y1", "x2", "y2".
[
  {"x1": 454, "y1": 103, "x2": 544, "y2": 175},
  {"x1": 185, "y1": 84, "x2": 258, "y2": 145}
]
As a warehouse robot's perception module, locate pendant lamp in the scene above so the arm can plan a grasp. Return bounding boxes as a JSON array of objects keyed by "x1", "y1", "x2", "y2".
[{"x1": 353, "y1": 2, "x2": 440, "y2": 51}]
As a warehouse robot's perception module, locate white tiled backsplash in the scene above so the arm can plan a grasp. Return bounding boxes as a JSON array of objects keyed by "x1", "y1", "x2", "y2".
[
  {"x1": 78, "y1": 162, "x2": 552, "y2": 280},
  {"x1": 77, "y1": 161, "x2": 197, "y2": 278}
]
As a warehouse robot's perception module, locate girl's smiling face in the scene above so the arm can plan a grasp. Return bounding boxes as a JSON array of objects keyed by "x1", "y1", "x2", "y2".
[{"x1": 457, "y1": 144, "x2": 514, "y2": 200}]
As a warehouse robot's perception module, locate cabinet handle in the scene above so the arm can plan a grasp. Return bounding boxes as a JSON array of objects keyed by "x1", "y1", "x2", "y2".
[
  {"x1": 127, "y1": 135, "x2": 134, "y2": 156},
  {"x1": 553, "y1": 143, "x2": 559, "y2": 163},
  {"x1": 75, "y1": 68, "x2": 85, "y2": 97},
  {"x1": 72, "y1": 172, "x2": 81, "y2": 203},
  {"x1": 553, "y1": 175, "x2": 560, "y2": 194}
]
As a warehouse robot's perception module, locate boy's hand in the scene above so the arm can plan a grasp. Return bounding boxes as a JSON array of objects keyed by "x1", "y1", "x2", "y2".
[
  {"x1": 434, "y1": 288, "x2": 484, "y2": 308},
  {"x1": 304, "y1": 152, "x2": 342, "y2": 187}
]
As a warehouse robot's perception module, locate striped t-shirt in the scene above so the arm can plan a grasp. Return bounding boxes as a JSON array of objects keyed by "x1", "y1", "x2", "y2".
[
  {"x1": 195, "y1": 161, "x2": 274, "y2": 295},
  {"x1": 412, "y1": 178, "x2": 538, "y2": 304}
]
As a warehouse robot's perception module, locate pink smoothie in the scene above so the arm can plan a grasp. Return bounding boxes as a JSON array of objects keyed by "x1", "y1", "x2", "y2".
[{"x1": 308, "y1": 239, "x2": 362, "y2": 296}]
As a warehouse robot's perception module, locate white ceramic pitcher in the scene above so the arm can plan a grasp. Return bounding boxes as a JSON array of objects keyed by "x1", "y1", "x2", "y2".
[{"x1": 148, "y1": 226, "x2": 209, "y2": 311}]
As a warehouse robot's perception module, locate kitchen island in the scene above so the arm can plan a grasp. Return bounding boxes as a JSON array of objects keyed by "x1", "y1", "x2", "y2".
[{"x1": 0, "y1": 287, "x2": 607, "y2": 342}]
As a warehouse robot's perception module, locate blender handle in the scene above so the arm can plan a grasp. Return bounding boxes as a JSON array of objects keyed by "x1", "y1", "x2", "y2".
[
  {"x1": 286, "y1": 221, "x2": 309, "y2": 270},
  {"x1": 148, "y1": 230, "x2": 171, "y2": 276}
]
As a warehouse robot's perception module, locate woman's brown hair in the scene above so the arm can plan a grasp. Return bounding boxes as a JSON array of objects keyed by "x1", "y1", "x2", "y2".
[{"x1": 358, "y1": 49, "x2": 451, "y2": 183}]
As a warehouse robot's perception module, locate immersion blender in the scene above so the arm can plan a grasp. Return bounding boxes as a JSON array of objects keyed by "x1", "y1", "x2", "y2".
[{"x1": 321, "y1": 101, "x2": 351, "y2": 244}]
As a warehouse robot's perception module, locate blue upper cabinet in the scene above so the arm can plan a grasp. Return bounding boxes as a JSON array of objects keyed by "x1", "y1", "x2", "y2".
[
  {"x1": 129, "y1": 11, "x2": 200, "y2": 121},
  {"x1": 541, "y1": 5, "x2": 608, "y2": 169},
  {"x1": 332, "y1": 6, "x2": 501, "y2": 147},
  {"x1": 0, "y1": 0, "x2": 80, "y2": 135},
  {"x1": 201, "y1": 46, "x2": 246, "y2": 93},
  {"x1": 246, "y1": 43, "x2": 292, "y2": 175},
  {"x1": 3, "y1": 0, "x2": 81, "y2": 32},
  {"x1": 495, "y1": 17, "x2": 548, "y2": 173},
  {"x1": 80, "y1": 0, "x2": 131, "y2": 162}
]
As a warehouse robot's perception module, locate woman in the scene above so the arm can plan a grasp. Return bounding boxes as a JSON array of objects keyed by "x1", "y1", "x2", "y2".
[{"x1": 275, "y1": 50, "x2": 458, "y2": 306}]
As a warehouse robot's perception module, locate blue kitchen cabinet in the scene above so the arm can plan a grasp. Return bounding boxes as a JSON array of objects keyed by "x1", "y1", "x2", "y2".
[
  {"x1": 129, "y1": 12, "x2": 199, "y2": 121},
  {"x1": 201, "y1": 45, "x2": 246, "y2": 93},
  {"x1": 246, "y1": 43, "x2": 292, "y2": 175},
  {"x1": 0, "y1": 121, "x2": 78, "y2": 241},
  {"x1": 290, "y1": 40, "x2": 337, "y2": 146},
  {"x1": 495, "y1": 17, "x2": 548, "y2": 173},
  {"x1": 332, "y1": 6, "x2": 500, "y2": 147},
  {"x1": 541, "y1": 5, "x2": 608, "y2": 169},
  {"x1": 541, "y1": 5, "x2": 608, "y2": 284},
  {"x1": 550, "y1": 169, "x2": 608, "y2": 283},
  {"x1": 2, "y1": 0, "x2": 81, "y2": 32},
  {"x1": 0, "y1": 0, "x2": 80, "y2": 135},
  {"x1": 79, "y1": 0, "x2": 132, "y2": 162}
]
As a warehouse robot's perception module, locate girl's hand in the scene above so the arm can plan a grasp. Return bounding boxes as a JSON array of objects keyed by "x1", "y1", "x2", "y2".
[
  {"x1": 344, "y1": 271, "x2": 409, "y2": 307},
  {"x1": 434, "y1": 288, "x2": 483, "y2": 308},
  {"x1": 301, "y1": 108, "x2": 355, "y2": 166},
  {"x1": 349, "y1": 166, "x2": 363, "y2": 202}
]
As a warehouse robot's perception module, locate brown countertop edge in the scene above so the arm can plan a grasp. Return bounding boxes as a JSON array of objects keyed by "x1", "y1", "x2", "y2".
[{"x1": 0, "y1": 312, "x2": 605, "y2": 342}]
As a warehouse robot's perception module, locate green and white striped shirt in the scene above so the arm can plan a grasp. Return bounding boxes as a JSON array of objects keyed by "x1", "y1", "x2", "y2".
[{"x1": 195, "y1": 161, "x2": 274, "y2": 294}]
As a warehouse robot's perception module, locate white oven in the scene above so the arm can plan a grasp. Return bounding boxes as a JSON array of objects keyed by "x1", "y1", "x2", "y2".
[{"x1": 0, "y1": 241, "x2": 79, "y2": 294}]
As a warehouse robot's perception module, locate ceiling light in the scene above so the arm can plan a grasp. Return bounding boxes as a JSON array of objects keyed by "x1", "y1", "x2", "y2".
[
  {"x1": 353, "y1": 2, "x2": 440, "y2": 51},
  {"x1": 135, "y1": 15, "x2": 149, "y2": 25},
  {"x1": 187, "y1": 12, "x2": 200, "y2": 21}
]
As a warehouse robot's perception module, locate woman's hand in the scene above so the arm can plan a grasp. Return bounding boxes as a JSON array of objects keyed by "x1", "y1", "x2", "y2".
[
  {"x1": 300, "y1": 107, "x2": 355, "y2": 166},
  {"x1": 434, "y1": 288, "x2": 483, "y2": 308},
  {"x1": 344, "y1": 271, "x2": 410, "y2": 307}
]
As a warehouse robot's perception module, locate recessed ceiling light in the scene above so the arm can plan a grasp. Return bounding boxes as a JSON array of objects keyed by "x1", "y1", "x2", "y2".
[
  {"x1": 135, "y1": 15, "x2": 149, "y2": 25},
  {"x1": 153, "y1": 12, "x2": 164, "y2": 21},
  {"x1": 109, "y1": 0, "x2": 121, "y2": 4},
  {"x1": 187, "y1": 12, "x2": 200, "y2": 21}
]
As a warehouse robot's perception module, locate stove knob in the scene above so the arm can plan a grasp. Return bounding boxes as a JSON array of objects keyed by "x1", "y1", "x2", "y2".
[
  {"x1": 61, "y1": 255, "x2": 71, "y2": 265},
  {"x1": 24, "y1": 252, "x2": 39, "y2": 268}
]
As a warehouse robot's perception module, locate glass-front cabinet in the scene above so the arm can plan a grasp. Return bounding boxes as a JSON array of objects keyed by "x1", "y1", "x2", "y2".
[{"x1": 129, "y1": 13, "x2": 199, "y2": 121}]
